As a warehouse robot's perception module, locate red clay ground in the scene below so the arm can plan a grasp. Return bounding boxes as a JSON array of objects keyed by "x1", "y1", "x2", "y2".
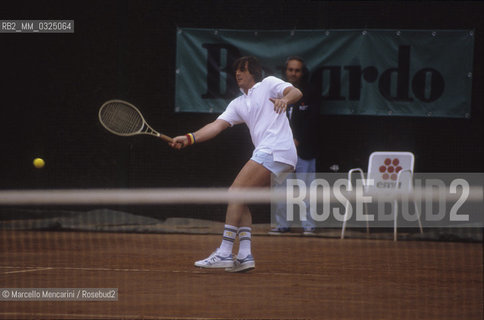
[{"x1": 0, "y1": 231, "x2": 482, "y2": 319}]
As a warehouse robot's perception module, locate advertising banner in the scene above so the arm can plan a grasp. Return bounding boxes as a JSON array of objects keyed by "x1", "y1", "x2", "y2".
[{"x1": 175, "y1": 28, "x2": 474, "y2": 118}]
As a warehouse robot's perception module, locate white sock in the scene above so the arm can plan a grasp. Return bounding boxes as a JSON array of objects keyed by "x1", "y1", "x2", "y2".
[
  {"x1": 237, "y1": 227, "x2": 252, "y2": 259},
  {"x1": 218, "y1": 224, "x2": 237, "y2": 256}
]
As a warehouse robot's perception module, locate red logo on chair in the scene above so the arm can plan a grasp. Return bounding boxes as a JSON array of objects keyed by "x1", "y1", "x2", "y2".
[{"x1": 379, "y1": 158, "x2": 402, "y2": 180}]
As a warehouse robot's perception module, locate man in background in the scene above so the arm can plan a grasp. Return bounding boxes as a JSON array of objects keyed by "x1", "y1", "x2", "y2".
[{"x1": 269, "y1": 56, "x2": 320, "y2": 235}]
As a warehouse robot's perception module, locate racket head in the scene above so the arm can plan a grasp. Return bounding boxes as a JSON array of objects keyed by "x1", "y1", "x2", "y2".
[{"x1": 98, "y1": 99, "x2": 147, "y2": 136}]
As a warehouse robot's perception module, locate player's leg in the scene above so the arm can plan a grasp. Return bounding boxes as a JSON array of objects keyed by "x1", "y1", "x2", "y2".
[
  {"x1": 226, "y1": 159, "x2": 272, "y2": 226},
  {"x1": 194, "y1": 160, "x2": 271, "y2": 269},
  {"x1": 226, "y1": 153, "x2": 294, "y2": 272},
  {"x1": 224, "y1": 159, "x2": 271, "y2": 272},
  {"x1": 195, "y1": 152, "x2": 293, "y2": 272}
]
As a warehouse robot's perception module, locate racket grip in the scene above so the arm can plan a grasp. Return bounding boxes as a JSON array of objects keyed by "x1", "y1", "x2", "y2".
[{"x1": 159, "y1": 134, "x2": 173, "y2": 143}]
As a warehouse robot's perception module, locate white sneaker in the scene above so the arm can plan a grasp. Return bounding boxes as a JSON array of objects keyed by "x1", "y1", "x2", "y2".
[
  {"x1": 225, "y1": 254, "x2": 255, "y2": 273},
  {"x1": 194, "y1": 250, "x2": 234, "y2": 268},
  {"x1": 303, "y1": 228, "x2": 316, "y2": 236},
  {"x1": 268, "y1": 227, "x2": 290, "y2": 235}
]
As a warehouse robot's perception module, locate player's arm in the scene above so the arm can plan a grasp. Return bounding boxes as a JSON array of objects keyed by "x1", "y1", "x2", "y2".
[
  {"x1": 270, "y1": 86, "x2": 303, "y2": 114},
  {"x1": 169, "y1": 119, "x2": 230, "y2": 149}
]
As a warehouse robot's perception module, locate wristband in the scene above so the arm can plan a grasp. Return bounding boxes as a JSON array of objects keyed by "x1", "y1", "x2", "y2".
[{"x1": 185, "y1": 133, "x2": 195, "y2": 145}]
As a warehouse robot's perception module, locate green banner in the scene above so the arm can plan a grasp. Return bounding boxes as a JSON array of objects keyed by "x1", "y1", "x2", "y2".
[{"x1": 175, "y1": 28, "x2": 474, "y2": 118}]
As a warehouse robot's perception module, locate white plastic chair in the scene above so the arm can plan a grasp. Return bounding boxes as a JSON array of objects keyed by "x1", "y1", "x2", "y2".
[{"x1": 340, "y1": 151, "x2": 423, "y2": 241}]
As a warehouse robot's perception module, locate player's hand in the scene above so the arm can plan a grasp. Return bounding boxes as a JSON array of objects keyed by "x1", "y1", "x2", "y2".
[
  {"x1": 269, "y1": 98, "x2": 289, "y2": 114},
  {"x1": 169, "y1": 136, "x2": 188, "y2": 149}
]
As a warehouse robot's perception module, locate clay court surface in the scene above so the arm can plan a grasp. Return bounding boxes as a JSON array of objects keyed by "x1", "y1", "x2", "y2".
[{"x1": 0, "y1": 230, "x2": 482, "y2": 320}]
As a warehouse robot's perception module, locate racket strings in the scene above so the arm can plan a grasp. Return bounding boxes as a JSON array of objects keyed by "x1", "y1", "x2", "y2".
[{"x1": 100, "y1": 102, "x2": 144, "y2": 134}]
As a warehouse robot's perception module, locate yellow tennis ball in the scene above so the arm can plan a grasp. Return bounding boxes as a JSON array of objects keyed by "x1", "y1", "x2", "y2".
[{"x1": 33, "y1": 158, "x2": 45, "y2": 169}]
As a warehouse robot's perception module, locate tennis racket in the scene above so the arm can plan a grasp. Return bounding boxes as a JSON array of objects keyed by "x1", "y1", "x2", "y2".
[{"x1": 99, "y1": 99, "x2": 173, "y2": 143}]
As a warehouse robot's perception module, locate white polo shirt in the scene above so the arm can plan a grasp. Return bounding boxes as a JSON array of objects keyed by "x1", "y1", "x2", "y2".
[{"x1": 218, "y1": 76, "x2": 298, "y2": 169}]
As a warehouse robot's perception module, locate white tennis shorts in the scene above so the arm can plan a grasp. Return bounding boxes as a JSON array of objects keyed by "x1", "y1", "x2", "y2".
[{"x1": 250, "y1": 150, "x2": 294, "y2": 176}]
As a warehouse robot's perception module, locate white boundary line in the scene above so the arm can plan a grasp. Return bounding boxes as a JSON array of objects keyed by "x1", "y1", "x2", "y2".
[
  {"x1": 3, "y1": 267, "x2": 53, "y2": 274},
  {"x1": 0, "y1": 264, "x2": 329, "y2": 278}
]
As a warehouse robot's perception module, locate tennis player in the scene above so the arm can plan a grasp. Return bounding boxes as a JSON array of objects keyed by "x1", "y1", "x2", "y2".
[{"x1": 170, "y1": 56, "x2": 301, "y2": 272}]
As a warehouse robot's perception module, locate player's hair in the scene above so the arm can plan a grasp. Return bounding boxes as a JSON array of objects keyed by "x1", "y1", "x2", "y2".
[
  {"x1": 233, "y1": 56, "x2": 263, "y2": 82},
  {"x1": 283, "y1": 56, "x2": 309, "y2": 81}
]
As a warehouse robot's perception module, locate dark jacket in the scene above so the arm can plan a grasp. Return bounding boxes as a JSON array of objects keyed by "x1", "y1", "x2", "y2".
[{"x1": 289, "y1": 83, "x2": 320, "y2": 160}]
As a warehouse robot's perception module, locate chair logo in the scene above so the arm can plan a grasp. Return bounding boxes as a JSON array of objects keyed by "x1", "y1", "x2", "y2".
[{"x1": 379, "y1": 158, "x2": 403, "y2": 181}]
